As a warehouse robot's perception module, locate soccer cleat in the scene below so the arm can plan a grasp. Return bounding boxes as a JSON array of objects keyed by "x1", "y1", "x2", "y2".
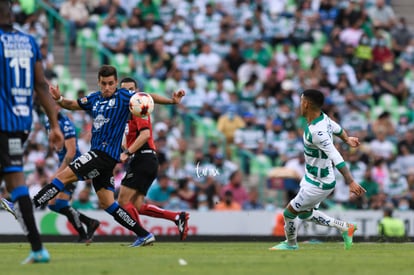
[
  {"x1": 86, "y1": 219, "x2": 101, "y2": 241},
  {"x1": 21, "y1": 248, "x2": 50, "y2": 264},
  {"x1": 130, "y1": 233, "x2": 156, "y2": 247},
  {"x1": 0, "y1": 198, "x2": 17, "y2": 219},
  {"x1": 342, "y1": 223, "x2": 357, "y2": 250},
  {"x1": 175, "y1": 212, "x2": 189, "y2": 241},
  {"x1": 269, "y1": 241, "x2": 299, "y2": 251}
]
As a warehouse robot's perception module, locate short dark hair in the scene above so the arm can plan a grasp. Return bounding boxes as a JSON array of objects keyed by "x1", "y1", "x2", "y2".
[
  {"x1": 302, "y1": 89, "x2": 325, "y2": 109},
  {"x1": 98, "y1": 65, "x2": 117, "y2": 80},
  {"x1": 120, "y1": 77, "x2": 137, "y2": 87}
]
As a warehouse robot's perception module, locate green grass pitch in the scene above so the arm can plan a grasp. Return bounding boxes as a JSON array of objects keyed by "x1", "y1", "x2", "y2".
[{"x1": 0, "y1": 242, "x2": 413, "y2": 275}]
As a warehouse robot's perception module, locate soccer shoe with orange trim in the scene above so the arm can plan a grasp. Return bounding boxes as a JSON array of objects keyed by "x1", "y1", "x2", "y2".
[
  {"x1": 21, "y1": 248, "x2": 50, "y2": 264},
  {"x1": 269, "y1": 241, "x2": 298, "y2": 250},
  {"x1": 342, "y1": 223, "x2": 357, "y2": 250}
]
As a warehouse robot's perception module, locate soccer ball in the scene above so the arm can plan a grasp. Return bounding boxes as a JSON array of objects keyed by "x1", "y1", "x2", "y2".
[{"x1": 129, "y1": 92, "x2": 154, "y2": 117}]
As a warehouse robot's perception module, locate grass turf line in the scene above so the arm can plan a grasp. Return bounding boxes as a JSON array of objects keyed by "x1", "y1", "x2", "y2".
[{"x1": 0, "y1": 242, "x2": 412, "y2": 275}]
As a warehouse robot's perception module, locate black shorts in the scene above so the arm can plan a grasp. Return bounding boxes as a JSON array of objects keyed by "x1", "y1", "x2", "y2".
[
  {"x1": 69, "y1": 150, "x2": 117, "y2": 192},
  {"x1": 0, "y1": 131, "x2": 28, "y2": 174},
  {"x1": 121, "y1": 150, "x2": 158, "y2": 195}
]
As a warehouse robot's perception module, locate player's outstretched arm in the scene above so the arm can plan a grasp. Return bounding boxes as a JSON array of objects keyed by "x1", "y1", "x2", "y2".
[
  {"x1": 337, "y1": 165, "x2": 366, "y2": 197},
  {"x1": 34, "y1": 61, "x2": 64, "y2": 150},
  {"x1": 150, "y1": 89, "x2": 185, "y2": 105},
  {"x1": 337, "y1": 129, "x2": 360, "y2": 148},
  {"x1": 49, "y1": 83, "x2": 82, "y2": 110}
]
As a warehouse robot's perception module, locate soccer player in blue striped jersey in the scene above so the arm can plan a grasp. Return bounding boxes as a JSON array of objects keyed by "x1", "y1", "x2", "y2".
[
  {"x1": 44, "y1": 108, "x2": 100, "y2": 243},
  {"x1": 32, "y1": 65, "x2": 185, "y2": 246},
  {"x1": 0, "y1": 0, "x2": 64, "y2": 264}
]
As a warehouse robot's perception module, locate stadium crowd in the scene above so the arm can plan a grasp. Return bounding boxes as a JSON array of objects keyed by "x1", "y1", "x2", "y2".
[{"x1": 1, "y1": 0, "x2": 414, "y2": 213}]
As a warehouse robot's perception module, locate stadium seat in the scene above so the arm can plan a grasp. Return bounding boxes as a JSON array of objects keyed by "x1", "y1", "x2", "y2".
[
  {"x1": 297, "y1": 42, "x2": 318, "y2": 69},
  {"x1": 64, "y1": 78, "x2": 88, "y2": 99},
  {"x1": 311, "y1": 30, "x2": 327, "y2": 51},
  {"x1": 110, "y1": 53, "x2": 131, "y2": 77},
  {"x1": 76, "y1": 28, "x2": 98, "y2": 49}
]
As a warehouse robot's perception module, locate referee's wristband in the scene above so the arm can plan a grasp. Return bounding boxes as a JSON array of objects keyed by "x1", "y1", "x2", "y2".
[
  {"x1": 123, "y1": 149, "x2": 133, "y2": 156},
  {"x1": 55, "y1": 95, "x2": 64, "y2": 103}
]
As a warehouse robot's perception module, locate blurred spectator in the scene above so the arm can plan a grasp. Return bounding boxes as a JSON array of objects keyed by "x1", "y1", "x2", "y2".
[
  {"x1": 339, "y1": 19, "x2": 364, "y2": 47},
  {"x1": 137, "y1": 0, "x2": 161, "y2": 23},
  {"x1": 214, "y1": 190, "x2": 242, "y2": 211},
  {"x1": 141, "y1": 14, "x2": 164, "y2": 43},
  {"x1": 196, "y1": 42, "x2": 221, "y2": 80},
  {"x1": 59, "y1": 0, "x2": 95, "y2": 49},
  {"x1": 376, "y1": 62, "x2": 408, "y2": 104},
  {"x1": 72, "y1": 188, "x2": 96, "y2": 210},
  {"x1": 242, "y1": 39, "x2": 272, "y2": 67},
  {"x1": 234, "y1": 17, "x2": 261, "y2": 48},
  {"x1": 367, "y1": 0, "x2": 396, "y2": 30},
  {"x1": 224, "y1": 42, "x2": 246, "y2": 82},
  {"x1": 193, "y1": 2, "x2": 222, "y2": 42},
  {"x1": 360, "y1": 168, "x2": 385, "y2": 209},
  {"x1": 370, "y1": 111, "x2": 396, "y2": 139},
  {"x1": 234, "y1": 112, "x2": 265, "y2": 174},
  {"x1": 40, "y1": 43, "x2": 57, "y2": 80},
  {"x1": 390, "y1": 17, "x2": 413, "y2": 57},
  {"x1": 372, "y1": 38, "x2": 394, "y2": 64},
  {"x1": 147, "y1": 38, "x2": 173, "y2": 80},
  {"x1": 384, "y1": 167, "x2": 410, "y2": 208},
  {"x1": 242, "y1": 187, "x2": 264, "y2": 210},
  {"x1": 98, "y1": 15, "x2": 127, "y2": 64},
  {"x1": 92, "y1": 0, "x2": 127, "y2": 16},
  {"x1": 146, "y1": 174, "x2": 176, "y2": 208},
  {"x1": 335, "y1": 0, "x2": 364, "y2": 28},
  {"x1": 205, "y1": 80, "x2": 231, "y2": 120},
  {"x1": 220, "y1": 170, "x2": 248, "y2": 206},
  {"x1": 211, "y1": 153, "x2": 238, "y2": 186},
  {"x1": 378, "y1": 206, "x2": 406, "y2": 240},
  {"x1": 173, "y1": 42, "x2": 198, "y2": 79},
  {"x1": 178, "y1": 77, "x2": 206, "y2": 116},
  {"x1": 217, "y1": 106, "x2": 245, "y2": 157},
  {"x1": 327, "y1": 54, "x2": 357, "y2": 87},
  {"x1": 369, "y1": 126, "x2": 396, "y2": 163},
  {"x1": 319, "y1": 0, "x2": 339, "y2": 36},
  {"x1": 176, "y1": 178, "x2": 197, "y2": 209},
  {"x1": 164, "y1": 190, "x2": 190, "y2": 210},
  {"x1": 128, "y1": 40, "x2": 151, "y2": 82},
  {"x1": 21, "y1": 12, "x2": 46, "y2": 46}
]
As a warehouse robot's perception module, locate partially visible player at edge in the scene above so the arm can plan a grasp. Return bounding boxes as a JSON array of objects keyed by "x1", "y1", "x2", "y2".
[
  {"x1": 44, "y1": 106, "x2": 100, "y2": 243},
  {"x1": 119, "y1": 77, "x2": 189, "y2": 241},
  {"x1": 0, "y1": 0, "x2": 64, "y2": 264},
  {"x1": 1, "y1": 107, "x2": 101, "y2": 243},
  {"x1": 270, "y1": 89, "x2": 366, "y2": 251},
  {"x1": 31, "y1": 65, "x2": 185, "y2": 247}
]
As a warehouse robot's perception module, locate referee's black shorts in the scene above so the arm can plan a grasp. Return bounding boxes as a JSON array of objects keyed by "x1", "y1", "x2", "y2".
[{"x1": 121, "y1": 149, "x2": 158, "y2": 195}]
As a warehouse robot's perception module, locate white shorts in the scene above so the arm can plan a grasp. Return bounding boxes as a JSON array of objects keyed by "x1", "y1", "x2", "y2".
[{"x1": 289, "y1": 178, "x2": 334, "y2": 212}]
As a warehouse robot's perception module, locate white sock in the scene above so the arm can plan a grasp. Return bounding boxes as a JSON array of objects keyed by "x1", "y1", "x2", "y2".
[
  {"x1": 309, "y1": 210, "x2": 349, "y2": 231},
  {"x1": 284, "y1": 216, "x2": 298, "y2": 246}
]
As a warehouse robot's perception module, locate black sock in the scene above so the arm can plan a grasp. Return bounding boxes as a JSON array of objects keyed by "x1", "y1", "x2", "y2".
[
  {"x1": 33, "y1": 183, "x2": 61, "y2": 208},
  {"x1": 14, "y1": 196, "x2": 43, "y2": 251},
  {"x1": 111, "y1": 205, "x2": 149, "y2": 237},
  {"x1": 79, "y1": 212, "x2": 95, "y2": 226},
  {"x1": 59, "y1": 206, "x2": 87, "y2": 239}
]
